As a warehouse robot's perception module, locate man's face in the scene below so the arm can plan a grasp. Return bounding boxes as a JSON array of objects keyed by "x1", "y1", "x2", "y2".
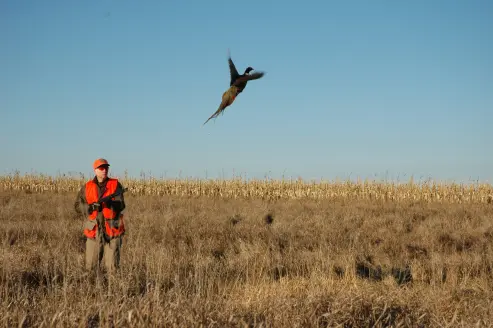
[{"x1": 95, "y1": 165, "x2": 109, "y2": 180}]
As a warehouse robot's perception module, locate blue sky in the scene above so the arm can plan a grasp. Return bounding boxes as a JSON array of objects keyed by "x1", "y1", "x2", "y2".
[{"x1": 1, "y1": 0, "x2": 492, "y2": 183}]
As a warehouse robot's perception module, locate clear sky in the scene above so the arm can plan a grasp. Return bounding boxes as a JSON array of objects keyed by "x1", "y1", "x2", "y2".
[{"x1": 1, "y1": 0, "x2": 492, "y2": 183}]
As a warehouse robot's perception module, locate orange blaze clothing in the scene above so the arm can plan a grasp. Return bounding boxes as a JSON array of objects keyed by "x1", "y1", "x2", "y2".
[{"x1": 84, "y1": 178, "x2": 125, "y2": 239}]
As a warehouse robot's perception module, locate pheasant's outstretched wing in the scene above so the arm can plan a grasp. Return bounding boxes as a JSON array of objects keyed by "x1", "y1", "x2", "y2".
[
  {"x1": 232, "y1": 71, "x2": 265, "y2": 86},
  {"x1": 228, "y1": 49, "x2": 240, "y2": 86}
]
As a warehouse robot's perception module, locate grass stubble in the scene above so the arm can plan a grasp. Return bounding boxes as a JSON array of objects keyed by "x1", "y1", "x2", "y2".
[{"x1": 1, "y1": 183, "x2": 493, "y2": 327}]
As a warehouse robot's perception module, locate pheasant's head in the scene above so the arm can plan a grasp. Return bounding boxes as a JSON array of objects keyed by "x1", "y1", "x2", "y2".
[{"x1": 244, "y1": 67, "x2": 254, "y2": 75}]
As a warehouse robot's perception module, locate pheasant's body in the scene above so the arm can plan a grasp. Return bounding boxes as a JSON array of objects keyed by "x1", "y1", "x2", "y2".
[
  {"x1": 203, "y1": 50, "x2": 265, "y2": 125},
  {"x1": 203, "y1": 86, "x2": 239, "y2": 125}
]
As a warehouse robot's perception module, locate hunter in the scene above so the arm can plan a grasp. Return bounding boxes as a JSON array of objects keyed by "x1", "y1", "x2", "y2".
[{"x1": 74, "y1": 158, "x2": 126, "y2": 273}]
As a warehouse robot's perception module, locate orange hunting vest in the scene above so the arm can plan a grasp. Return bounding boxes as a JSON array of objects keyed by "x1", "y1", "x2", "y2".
[{"x1": 83, "y1": 178, "x2": 125, "y2": 239}]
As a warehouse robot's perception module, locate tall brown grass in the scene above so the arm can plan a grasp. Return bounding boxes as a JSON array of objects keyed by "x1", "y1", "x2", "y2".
[{"x1": 1, "y1": 175, "x2": 493, "y2": 326}]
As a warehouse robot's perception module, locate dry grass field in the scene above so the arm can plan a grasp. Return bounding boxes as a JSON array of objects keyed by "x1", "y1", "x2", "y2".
[{"x1": 1, "y1": 175, "x2": 493, "y2": 327}]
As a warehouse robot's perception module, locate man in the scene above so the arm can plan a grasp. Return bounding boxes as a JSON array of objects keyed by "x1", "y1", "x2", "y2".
[{"x1": 74, "y1": 158, "x2": 126, "y2": 273}]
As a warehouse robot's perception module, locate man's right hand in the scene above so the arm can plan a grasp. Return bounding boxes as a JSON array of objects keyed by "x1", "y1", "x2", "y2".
[{"x1": 87, "y1": 203, "x2": 100, "y2": 214}]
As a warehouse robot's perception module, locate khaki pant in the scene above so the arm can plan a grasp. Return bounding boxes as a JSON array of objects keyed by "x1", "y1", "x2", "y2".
[{"x1": 85, "y1": 231, "x2": 123, "y2": 273}]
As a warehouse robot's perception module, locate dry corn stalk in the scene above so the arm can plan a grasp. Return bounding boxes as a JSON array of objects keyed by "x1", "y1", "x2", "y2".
[{"x1": 0, "y1": 172, "x2": 491, "y2": 204}]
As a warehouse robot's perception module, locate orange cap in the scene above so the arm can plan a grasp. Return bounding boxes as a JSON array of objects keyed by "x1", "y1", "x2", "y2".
[{"x1": 93, "y1": 158, "x2": 110, "y2": 169}]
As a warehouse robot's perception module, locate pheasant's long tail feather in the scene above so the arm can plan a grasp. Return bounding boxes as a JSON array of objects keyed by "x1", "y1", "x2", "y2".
[{"x1": 203, "y1": 107, "x2": 223, "y2": 125}]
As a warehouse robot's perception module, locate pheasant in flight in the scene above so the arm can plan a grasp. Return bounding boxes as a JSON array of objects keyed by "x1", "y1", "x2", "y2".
[{"x1": 203, "y1": 50, "x2": 265, "y2": 125}]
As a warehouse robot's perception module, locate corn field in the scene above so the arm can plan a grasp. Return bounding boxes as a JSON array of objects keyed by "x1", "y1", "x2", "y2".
[{"x1": 0, "y1": 172, "x2": 491, "y2": 203}]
